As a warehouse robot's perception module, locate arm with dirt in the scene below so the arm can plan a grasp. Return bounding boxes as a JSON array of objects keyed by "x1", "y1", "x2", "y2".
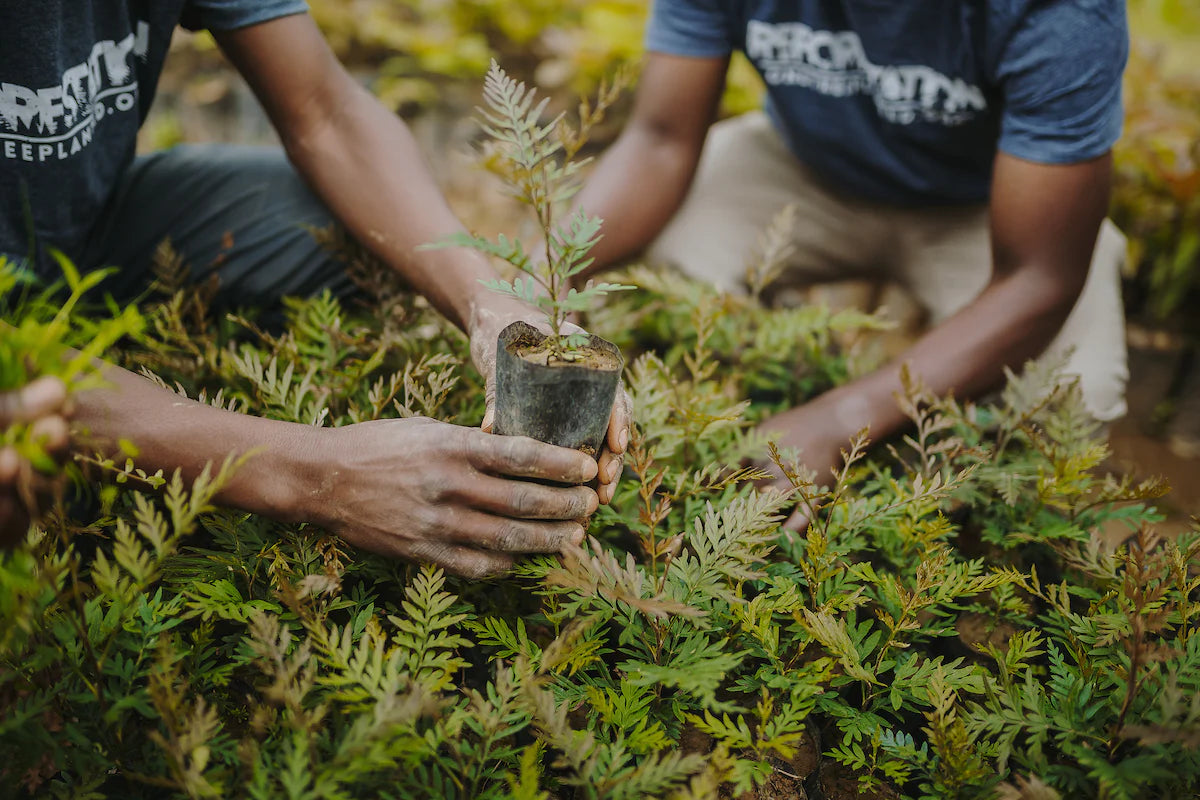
[
  {"x1": 73, "y1": 365, "x2": 599, "y2": 577},
  {"x1": 758, "y1": 152, "x2": 1112, "y2": 527},
  {"x1": 56, "y1": 14, "x2": 620, "y2": 575},
  {"x1": 214, "y1": 14, "x2": 629, "y2": 502}
]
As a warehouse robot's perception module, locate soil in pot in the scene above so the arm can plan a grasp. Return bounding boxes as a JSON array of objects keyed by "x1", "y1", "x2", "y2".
[{"x1": 493, "y1": 321, "x2": 623, "y2": 454}]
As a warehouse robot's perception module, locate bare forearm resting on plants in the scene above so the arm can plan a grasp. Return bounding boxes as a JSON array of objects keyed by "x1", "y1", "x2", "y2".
[
  {"x1": 764, "y1": 151, "x2": 1113, "y2": 464},
  {"x1": 74, "y1": 362, "x2": 319, "y2": 522},
  {"x1": 72, "y1": 360, "x2": 600, "y2": 577}
]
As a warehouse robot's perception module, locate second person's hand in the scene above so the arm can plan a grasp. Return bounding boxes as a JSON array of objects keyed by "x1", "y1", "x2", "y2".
[{"x1": 755, "y1": 399, "x2": 851, "y2": 533}]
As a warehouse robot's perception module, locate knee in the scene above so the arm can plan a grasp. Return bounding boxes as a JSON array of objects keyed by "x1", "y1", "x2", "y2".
[
  {"x1": 1079, "y1": 367, "x2": 1129, "y2": 423},
  {"x1": 1062, "y1": 345, "x2": 1129, "y2": 424},
  {"x1": 1057, "y1": 219, "x2": 1129, "y2": 422},
  {"x1": 644, "y1": 233, "x2": 750, "y2": 295},
  {"x1": 157, "y1": 144, "x2": 331, "y2": 222}
]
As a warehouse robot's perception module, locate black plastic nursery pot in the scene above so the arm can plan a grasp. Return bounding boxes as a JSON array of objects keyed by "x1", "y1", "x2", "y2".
[{"x1": 493, "y1": 321, "x2": 623, "y2": 454}]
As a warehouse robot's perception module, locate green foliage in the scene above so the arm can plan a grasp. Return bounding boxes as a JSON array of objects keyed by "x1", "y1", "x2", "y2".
[
  {"x1": 6, "y1": 67, "x2": 1200, "y2": 800},
  {"x1": 427, "y1": 62, "x2": 634, "y2": 360},
  {"x1": 1111, "y1": 43, "x2": 1200, "y2": 326},
  {"x1": 0, "y1": 255, "x2": 144, "y2": 530},
  {"x1": 3, "y1": 233, "x2": 1194, "y2": 799}
]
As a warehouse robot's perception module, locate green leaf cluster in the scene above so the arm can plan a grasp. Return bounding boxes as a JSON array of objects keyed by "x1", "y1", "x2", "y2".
[
  {"x1": 4, "y1": 80, "x2": 1199, "y2": 800},
  {"x1": 0, "y1": 254, "x2": 143, "y2": 505},
  {"x1": 425, "y1": 62, "x2": 634, "y2": 361}
]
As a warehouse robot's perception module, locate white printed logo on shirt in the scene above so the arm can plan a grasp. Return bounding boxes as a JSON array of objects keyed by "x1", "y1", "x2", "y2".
[
  {"x1": 0, "y1": 22, "x2": 149, "y2": 163},
  {"x1": 746, "y1": 19, "x2": 987, "y2": 126}
]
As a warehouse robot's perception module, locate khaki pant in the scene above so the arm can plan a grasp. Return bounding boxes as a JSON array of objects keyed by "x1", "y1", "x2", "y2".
[{"x1": 647, "y1": 112, "x2": 1129, "y2": 421}]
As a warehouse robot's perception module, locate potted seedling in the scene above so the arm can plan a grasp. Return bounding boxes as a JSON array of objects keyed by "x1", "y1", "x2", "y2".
[{"x1": 429, "y1": 62, "x2": 633, "y2": 453}]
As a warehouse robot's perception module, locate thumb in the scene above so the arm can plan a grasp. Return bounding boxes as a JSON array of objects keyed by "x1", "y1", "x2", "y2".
[{"x1": 481, "y1": 376, "x2": 496, "y2": 433}]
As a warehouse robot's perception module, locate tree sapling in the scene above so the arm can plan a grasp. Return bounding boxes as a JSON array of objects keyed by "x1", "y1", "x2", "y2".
[{"x1": 428, "y1": 61, "x2": 634, "y2": 451}]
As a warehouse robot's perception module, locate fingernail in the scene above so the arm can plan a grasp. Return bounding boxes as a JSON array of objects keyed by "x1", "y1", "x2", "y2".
[
  {"x1": 570, "y1": 525, "x2": 585, "y2": 546},
  {"x1": 618, "y1": 429, "x2": 629, "y2": 452}
]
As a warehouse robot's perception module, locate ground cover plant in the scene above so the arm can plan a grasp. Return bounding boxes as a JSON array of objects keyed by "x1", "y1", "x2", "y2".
[{"x1": 4, "y1": 67, "x2": 1200, "y2": 800}]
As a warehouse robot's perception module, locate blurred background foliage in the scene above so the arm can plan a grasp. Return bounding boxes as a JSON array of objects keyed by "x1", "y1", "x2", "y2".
[
  {"x1": 304, "y1": 0, "x2": 763, "y2": 114},
  {"x1": 306, "y1": 0, "x2": 647, "y2": 106},
  {"x1": 1111, "y1": 37, "x2": 1200, "y2": 328}
]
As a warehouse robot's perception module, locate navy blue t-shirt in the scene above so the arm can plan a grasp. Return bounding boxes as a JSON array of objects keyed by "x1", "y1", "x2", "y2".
[
  {"x1": 0, "y1": 0, "x2": 307, "y2": 263},
  {"x1": 646, "y1": 0, "x2": 1128, "y2": 205}
]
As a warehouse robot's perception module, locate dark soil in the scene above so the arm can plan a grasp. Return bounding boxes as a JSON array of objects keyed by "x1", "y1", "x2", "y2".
[
  {"x1": 1106, "y1": 328, "x2": 1200, "y2": 540},
  {"x1": 718, "y1": 731, "x2": 822, "y2": 800},
  {"x1": 817, "y1": 762, "x2": 900, "y2": 800},
  {"x1": 508, "y1": 330, "x2": 622, "y2": 371},
  {"x1": 955, "y1": 613, "x2": 1017, "y2": 655}
]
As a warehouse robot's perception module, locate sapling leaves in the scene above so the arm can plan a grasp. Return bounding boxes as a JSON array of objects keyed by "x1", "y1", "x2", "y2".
[{"x1": 426, "y1": 62, "x2": 634, "y2": 360}]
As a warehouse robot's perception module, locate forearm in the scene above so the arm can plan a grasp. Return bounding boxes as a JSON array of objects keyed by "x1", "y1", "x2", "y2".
[
  {"x1": 813, "y1": 268, "x2": 1083, "y2": 442},
  {"x1": 566, "y1": 52, "x2": 727, "y2": 278},
  {"x1": 573, "y1": 125, "x2": 706, "y2": 274},
  {"x1": 281, "y1": 74, "x2": 526, "y2": 332},
  {"x1": 831, "y1": 151, "x2": 1112, "y2": 443},
  {"x1": 75, "y1": 361, "x2": 323, "y2": 522}
]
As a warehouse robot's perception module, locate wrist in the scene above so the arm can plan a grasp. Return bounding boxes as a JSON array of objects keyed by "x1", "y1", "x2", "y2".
[
  {"x1": 818, "y1": 377, "x2": 906, "y2": 443},
  {"x1": 250, "y1": 422, "x2": 334, "y2": 527},
  {"x1": 456, "y1": 246, "x2": 543, "y2": 333},
  {"x1": 817, "y1": 388, "x2": 875, "y2": 433},
  {"x1": 411, "y1": 245, "x2": 515, "y2": 333}
]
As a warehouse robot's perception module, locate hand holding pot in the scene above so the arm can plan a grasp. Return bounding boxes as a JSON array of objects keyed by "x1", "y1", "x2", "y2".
[
  {"x1": 308, "y1": 417, "x2": 599, "y2": 578},
  {"x1": 0, "y1": 376, "x2": 71, "y2": 546},
  {"x1": 468, "y1": 302, "x2": 632, "y2": 505}
]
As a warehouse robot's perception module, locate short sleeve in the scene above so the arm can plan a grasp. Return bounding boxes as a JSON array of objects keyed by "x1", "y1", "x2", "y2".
[
  {"x1": 180, "y1": 0, "x2": 308, "y2": 32},
  {"x1": 995, "y1": 0, "x2": 1128, "y2": 165},
  {"x1": 645, "y1": 0, "x2": 734, "y2": 58}
]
